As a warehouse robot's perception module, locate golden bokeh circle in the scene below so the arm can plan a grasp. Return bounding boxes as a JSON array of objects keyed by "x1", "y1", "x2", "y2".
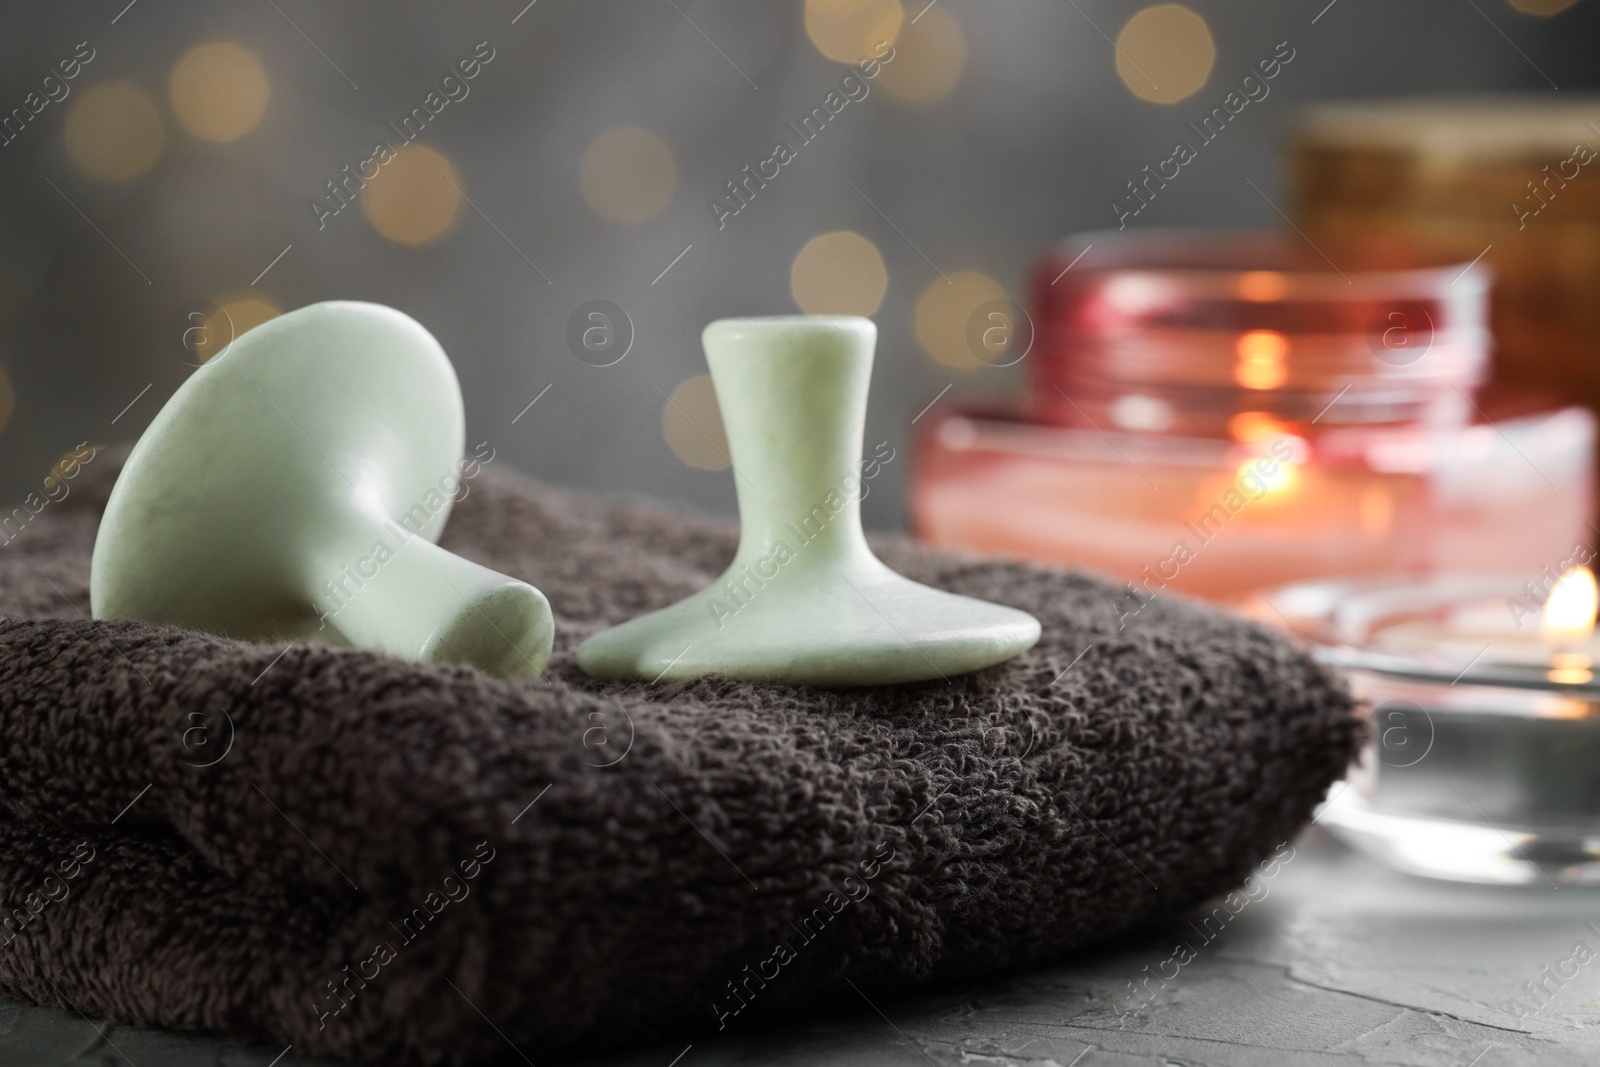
[
  {"x1": 914, "y1": 270, "x2": 1008, "y2": 370},
  {"x1": 361, "y1": 145, "x2": 462, "y2": 246},
  {"x1": 805, "y1": 0, "x2": 904, "y2": 64},
  {"x1": 1506, "y1": 0, "x2": 1581, "y2": 13},
  {"x1": 580, "y1": 126, "x2": 678, "y2": 226},
  {"x1": 662, "y1": 374, "x2": 730, "y2": 471},
  {"x1": 790, "y1": 231, "x2": 889, "y2": 316},
  {"x1": 64, "y1": 81, "x2": 165, "y2": 182},
  {"x1": 195, "y1": 292, "x2": 282, "y2": 364},
  {"x1": 1114, "y1": 4, "x2": 1215, "y2": 105},
  {"x1": 878, "y1": 6, "x2": 967, "y2": 104},
  {"x1": 169, "y1": 42, "x2": 271, "y2": 143},
  {"x1": 0, "y1": 364, "x2": 14, "y2": 437}
]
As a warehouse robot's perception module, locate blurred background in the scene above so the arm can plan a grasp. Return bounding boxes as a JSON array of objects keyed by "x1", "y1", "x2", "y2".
[{"x1": 1, "y1": 0, "x2": 1598, "y2": 529}]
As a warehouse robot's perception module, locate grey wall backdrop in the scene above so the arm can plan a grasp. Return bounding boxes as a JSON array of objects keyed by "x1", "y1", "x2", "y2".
[{"x1": 2, "y1": 0, "x2": 1596, "y2": 529}]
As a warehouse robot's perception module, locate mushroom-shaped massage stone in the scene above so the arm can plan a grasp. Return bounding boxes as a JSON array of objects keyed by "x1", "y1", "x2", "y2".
[
  {"x1": 91, "y1": 300, "x2": 554, "y2": 678},
  {"x1": 578, "y1": 315, "x2": 1041, "y2": 686}
]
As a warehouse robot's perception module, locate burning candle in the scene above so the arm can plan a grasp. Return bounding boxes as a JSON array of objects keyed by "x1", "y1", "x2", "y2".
[
  {"x1": 910, "y1": 230, "x2": 1596, "y2": 603},
  {"x1": 1254, "y1": 570, "x2": 1600, "y2": 885},
  {"x1": 1541, "y1": 568, "x2": 1600, "y2": 678},
  {"x1": 1362, "y1": 566, "x2": 1600, "y2": 680}
]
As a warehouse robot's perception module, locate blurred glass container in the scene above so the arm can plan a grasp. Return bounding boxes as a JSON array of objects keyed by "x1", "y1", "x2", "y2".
[
  {"x1": 1256, "y1": 572, "x2": 1600, "y2": 886},
  {"x1": 910, "y1": 229, "x2": 1595, "y2": 602},
  {"x1": 1294, "y1": 95, "x2": 1600, "y2": 413}
]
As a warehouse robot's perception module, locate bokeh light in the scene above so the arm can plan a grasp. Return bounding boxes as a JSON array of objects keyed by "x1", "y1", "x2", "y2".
[
  {"x1": 1114, "y1": 4, "x2": 1215, "y2": 105},
  {"x1": 64, "y1": 81, "x2": 164, "y2": 182},
  {"x1": 1506, "y1": 0, "x2": 1581, "y2": 14},
  {"x1": 805, "y1": 0, "x2": 904, "y2": 64},
  {"x1": 169, "y1": 42, "x2": 270, "y2": 143},
  {"x1": 1110, "y1": 393, "x2": 1174, "y2": 432},
  {"x1": 195, "y1": 292, "x2": 282, "y2": 364},
  {"x1": 361, "y1": 144, "x2": 462, "y2": 246},
  {"x1": 915, "y1": 270, "x2": 1008, "y2": 370},
  {"x1": 662, "y1": 375, "x2": 730, "y2": 470},
  {"x1": 1237, "y1": 271, "x2": 1288, "y2": 302},
  {"x1": 1235, "y1": 329, "x2": 1288, "y2": 390},
  {"x1": 790, "y1": 231, "x2": 889, "y2": 316},
  {"x1": 878, "y1": 6, "x2": 967, "y2": 104},
  {"x1": 1228, "y1": 411, "x2": 1290, "y2": 443},
  {"x1": 0, "y1": 364, "x2": 13, "y2": 437},
  {"x1": 580, "y1": 126, "x2": 678, "y2": 226}
]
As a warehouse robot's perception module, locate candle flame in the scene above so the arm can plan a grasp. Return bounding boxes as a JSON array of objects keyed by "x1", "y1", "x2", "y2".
[
  {"x1": 1541, "y1": 566, "x2": 1598, "y2": 645},
  {"x1": 1235, "y1": 456, "x2": 1298, "y2": 497}
]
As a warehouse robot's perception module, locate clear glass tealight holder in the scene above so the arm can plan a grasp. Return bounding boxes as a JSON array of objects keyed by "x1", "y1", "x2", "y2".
[{"x1": 1254, "y1": 573, "x2": 1600, "y2": 886}]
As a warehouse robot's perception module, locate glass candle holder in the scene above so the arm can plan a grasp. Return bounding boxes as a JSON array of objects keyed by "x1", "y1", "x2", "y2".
[
  {"x1": 1254, "y1": 572, "x2": 1600, "y2": 886},
  {"x1": 910, "y1": 229, "x2": 1594, "y2": 602}
]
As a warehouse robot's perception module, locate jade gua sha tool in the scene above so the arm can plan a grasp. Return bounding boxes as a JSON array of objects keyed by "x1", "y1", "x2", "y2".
[
  {"x1": 91, "y1": 300, "x2": 554, "y2": 679},
  {"x1": 579, "y1": 315, "x2": 1041, "y2": 686}
]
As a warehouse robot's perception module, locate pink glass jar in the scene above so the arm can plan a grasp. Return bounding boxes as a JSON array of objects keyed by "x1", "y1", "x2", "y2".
[{"x1": 910, "y1": 230, "x2": 1595, "y2": 603}]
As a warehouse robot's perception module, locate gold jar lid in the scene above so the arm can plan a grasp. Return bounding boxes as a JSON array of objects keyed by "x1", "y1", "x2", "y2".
[
  {"x1": 1294, "y1": 95, "x2": 1600, "y2": 216},
  {"x1": 1298, "y1": 95, "x2": 1600, "y2": 160}
]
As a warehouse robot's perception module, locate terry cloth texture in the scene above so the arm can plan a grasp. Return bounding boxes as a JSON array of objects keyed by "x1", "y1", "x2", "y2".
[{"x1": 0, "y1": 449, "x2": 1358, "y2": 1066}]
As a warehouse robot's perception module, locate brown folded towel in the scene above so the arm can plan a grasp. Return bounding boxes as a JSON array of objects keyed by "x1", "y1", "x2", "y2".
[{"x1": 0, "y1": 449, "x2": 1357, "y2": 1066}]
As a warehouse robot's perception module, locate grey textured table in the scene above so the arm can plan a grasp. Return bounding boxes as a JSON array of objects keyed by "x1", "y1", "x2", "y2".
[{"x1": 4, "y1": 829, "x2": 1595, "y2": 1067}]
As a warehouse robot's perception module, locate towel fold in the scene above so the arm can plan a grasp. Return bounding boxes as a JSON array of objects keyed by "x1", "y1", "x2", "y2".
[{"x1": 0, "y1": 449, "x2": 1358, "y2": 1065}]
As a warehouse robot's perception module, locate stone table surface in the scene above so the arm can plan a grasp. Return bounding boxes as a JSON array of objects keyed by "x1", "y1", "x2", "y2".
[{"x1": 4, "y1": 829, "x2": 1596, "y2": 1067}]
